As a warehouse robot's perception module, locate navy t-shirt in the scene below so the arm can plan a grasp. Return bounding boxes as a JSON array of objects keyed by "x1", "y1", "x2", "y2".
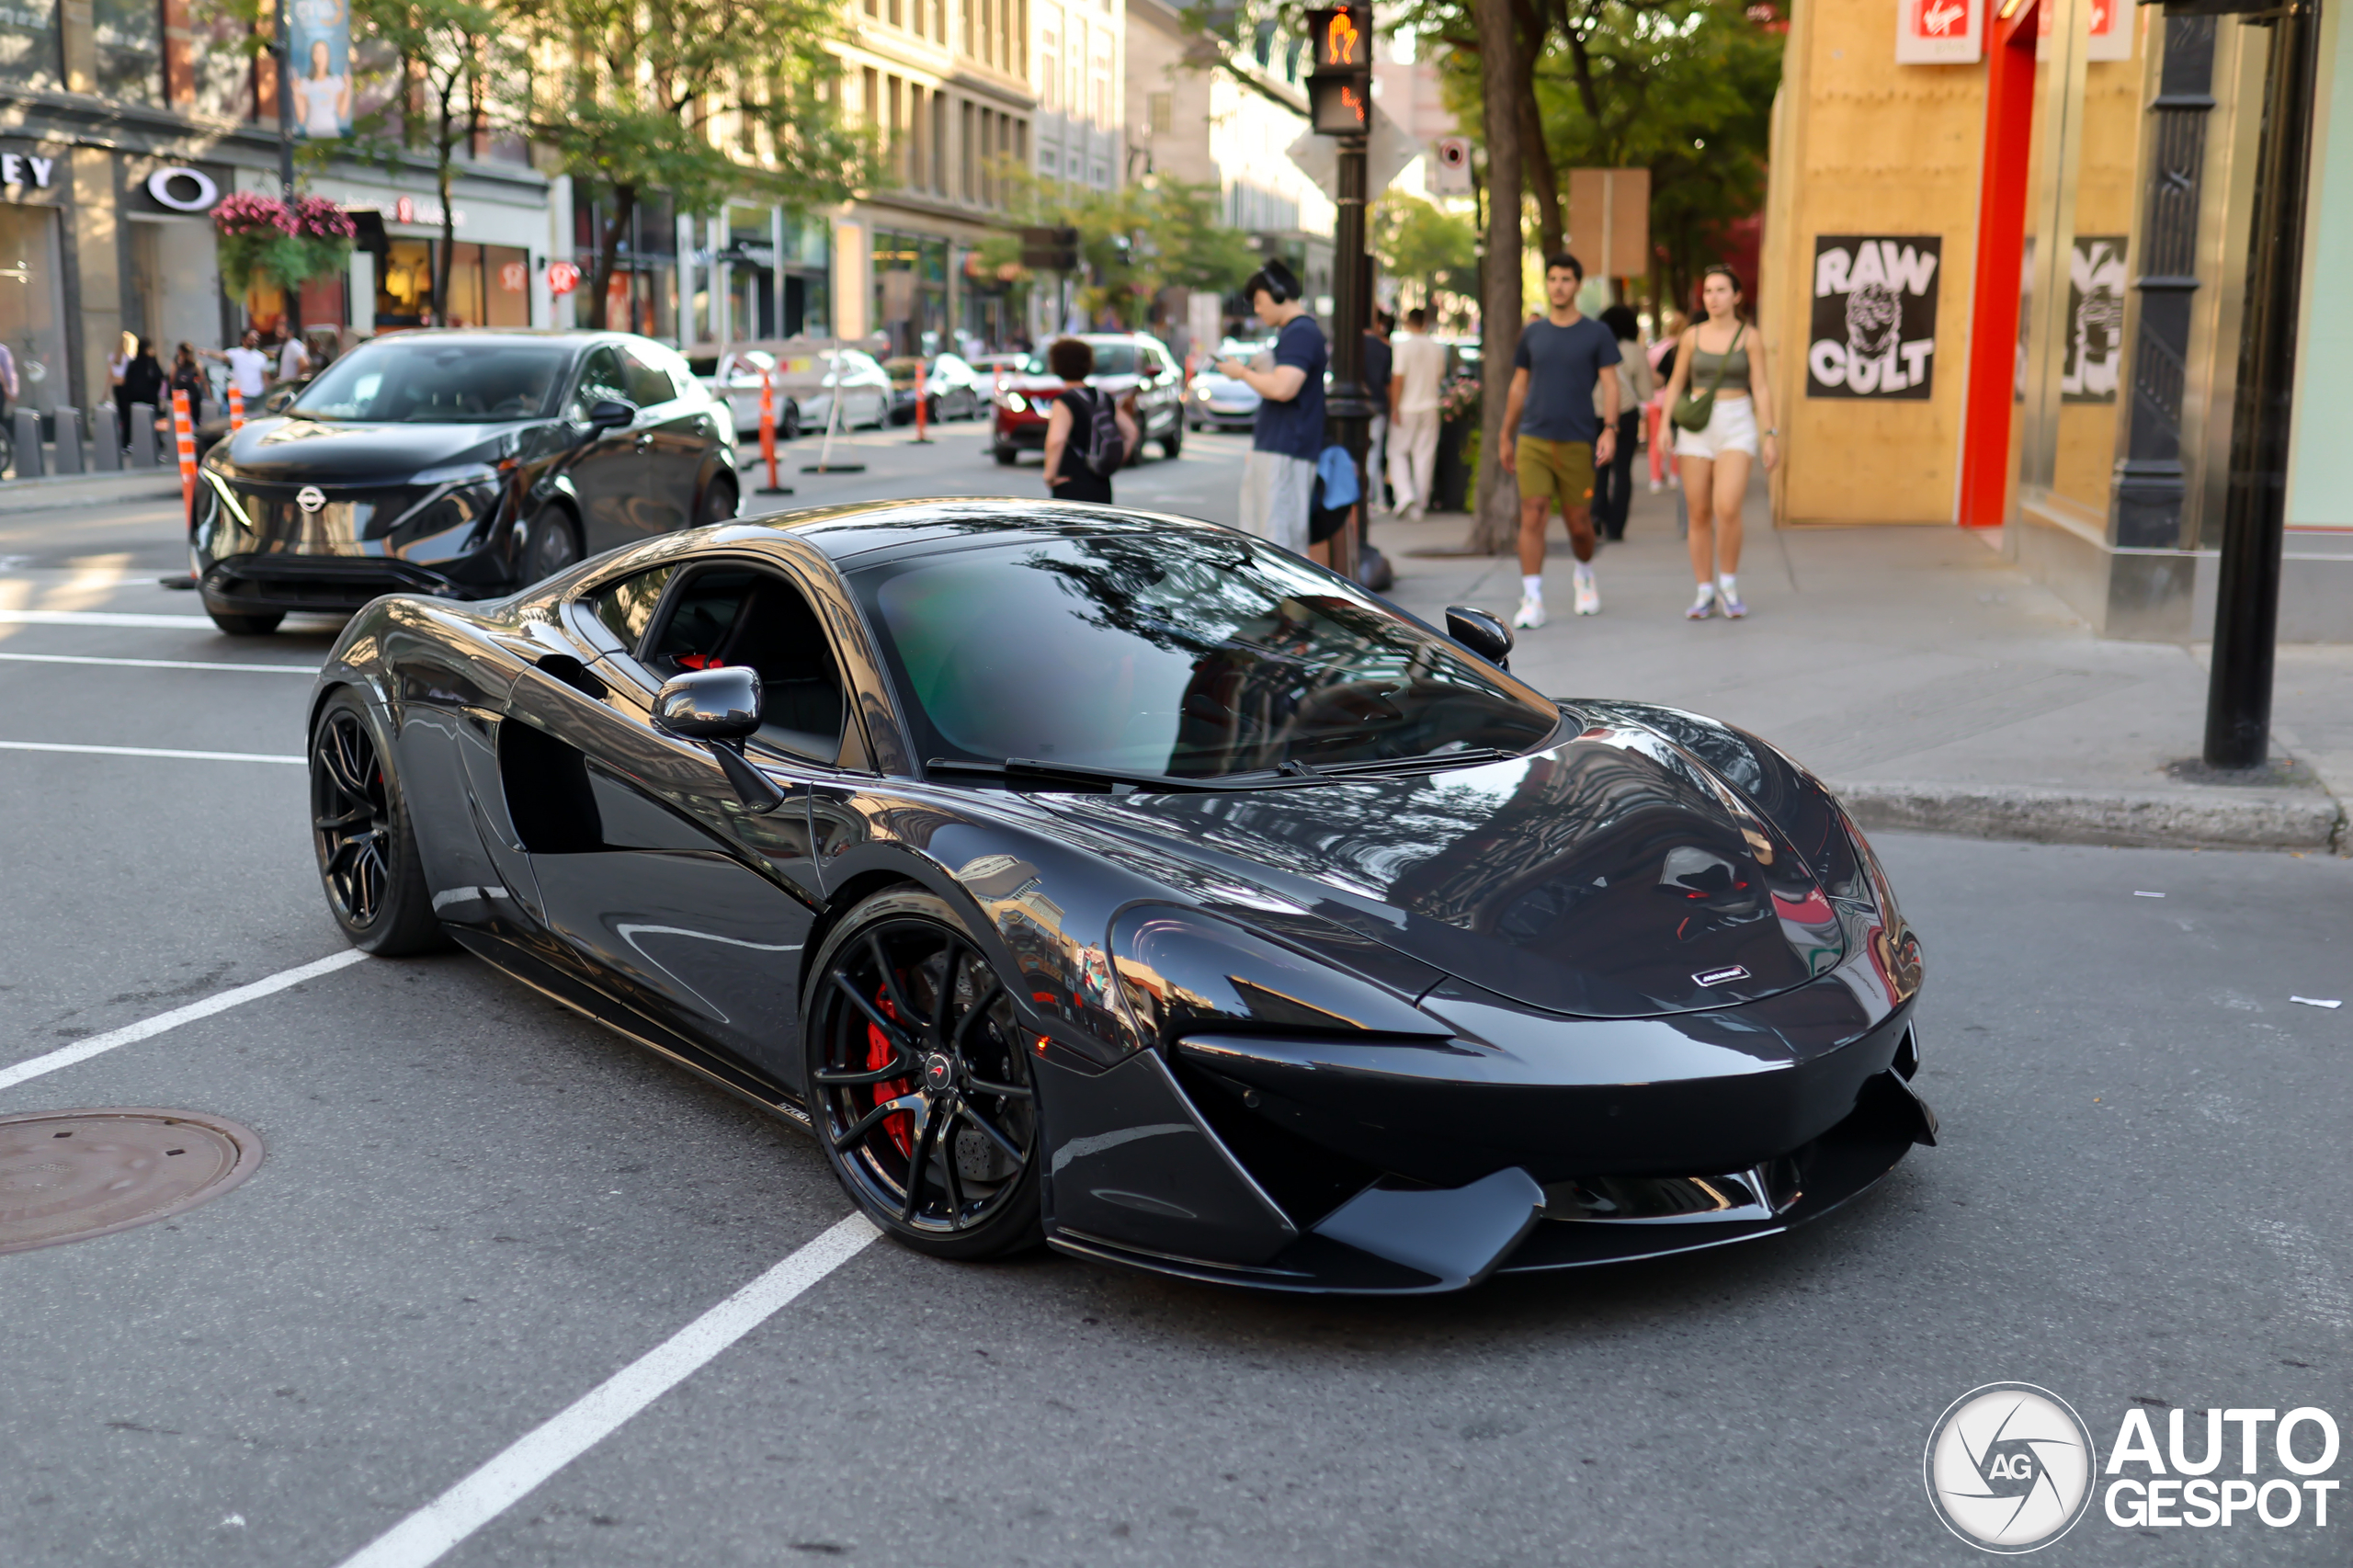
[
  {"x1": 1254, "y1": 314, "x2": 1328, "y2": 460},
  {"x1": 1511, "y1": 315, "x2": 1620, "y2": 444},
  {"x1": 1364, "y1": 333, "x2": 1392, "y2": 401}
]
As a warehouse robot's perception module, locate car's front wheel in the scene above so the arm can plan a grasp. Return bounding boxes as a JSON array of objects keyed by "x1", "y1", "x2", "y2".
[
  {"x1": 310, "y1": 691, "x2": 449, "y2": 956},
  {"x1": 697, "y1": 475, "x2": 737, "y2": 527},
  {"x1": 805, "y1": 889, "x2": 1042, "y2": 1260},
  {"x1": 519, "y1": 505, "x2": 581, "y2": 583},
  {"x1": 208, "y1": 610, "x2": 283, "y2": 636}
]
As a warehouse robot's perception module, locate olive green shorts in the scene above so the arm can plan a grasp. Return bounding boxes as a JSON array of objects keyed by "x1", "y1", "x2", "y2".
[{"x1": 1517, "y1": 436, "x2": 1596, "y2": 513}]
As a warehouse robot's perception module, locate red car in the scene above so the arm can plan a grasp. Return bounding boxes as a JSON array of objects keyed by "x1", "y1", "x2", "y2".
[{"x1": 990, "y1": 333, "x2": 1186, "y2": 465}]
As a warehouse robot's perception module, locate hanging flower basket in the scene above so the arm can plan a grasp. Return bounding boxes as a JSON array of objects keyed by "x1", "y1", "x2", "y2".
[{"x1": 214, "y1": 192, "x2": 356, "y2": 296}]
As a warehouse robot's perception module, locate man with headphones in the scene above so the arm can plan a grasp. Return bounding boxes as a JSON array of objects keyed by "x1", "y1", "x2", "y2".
[{"x1": 1215, "y1": 260, "x2": 1326, "y2": 553}]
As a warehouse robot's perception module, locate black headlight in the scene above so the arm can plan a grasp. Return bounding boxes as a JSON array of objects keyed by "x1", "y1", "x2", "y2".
[{"x1": 1109, "y1": 904, "x2": 1447, "y2": 1046}]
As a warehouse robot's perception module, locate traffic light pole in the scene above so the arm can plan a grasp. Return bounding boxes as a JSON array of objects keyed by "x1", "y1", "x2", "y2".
[{"x1": 1327, "y1": 133, "x2": 1371, "y2": 584}]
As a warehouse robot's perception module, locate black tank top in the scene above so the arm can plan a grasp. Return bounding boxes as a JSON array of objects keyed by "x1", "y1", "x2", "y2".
[{"x1": 1051, "y1": 387, "x2": 1114, "y2": 504}]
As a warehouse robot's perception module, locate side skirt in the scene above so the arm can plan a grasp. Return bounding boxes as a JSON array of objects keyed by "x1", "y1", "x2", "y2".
[{"x1": 447, "y1": 926, "x2": 813, "y2": 1134}]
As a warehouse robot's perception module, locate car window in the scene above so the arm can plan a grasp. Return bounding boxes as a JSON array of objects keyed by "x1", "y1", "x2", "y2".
[
  {"x1": 586, "y1": 564, "x2": 679, "y2": 652},
  {"x1": 622, "y1": 346, "x2": 676, "y2": 407},
  {"x1": 575, "y1": 346, "x2": 630, "y2": 409},
  {"x1": 644, "y1": 564, "x2": 847, "y2": 763},
  {"x1": 850, "y1": 530, "x2": 1560, "y2": 778}
]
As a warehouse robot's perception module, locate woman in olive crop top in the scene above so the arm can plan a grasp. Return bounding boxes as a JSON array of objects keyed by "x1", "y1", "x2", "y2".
[{"x1": 1657, "y1": 265, "x2": 1779, "y2": 619}]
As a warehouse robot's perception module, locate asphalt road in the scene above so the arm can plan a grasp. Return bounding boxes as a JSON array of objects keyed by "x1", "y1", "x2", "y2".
[{"x1": 0, "y1": 432, "x2": 2347, "y2": 1566}]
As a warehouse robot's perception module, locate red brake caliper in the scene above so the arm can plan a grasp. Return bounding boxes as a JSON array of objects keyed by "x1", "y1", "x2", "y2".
[{"x1": 867, "y1": 985, "x2": 915, "y2": 1158}]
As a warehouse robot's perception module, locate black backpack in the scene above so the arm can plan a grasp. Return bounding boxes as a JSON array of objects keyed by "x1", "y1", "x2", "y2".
[{"x1": 1073, "y1": 386, "x2": 1124, "y2": 474}]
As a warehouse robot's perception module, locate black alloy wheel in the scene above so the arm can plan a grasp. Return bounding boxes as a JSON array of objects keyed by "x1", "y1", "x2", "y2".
[
  {"x1": 309, "y1": 693, "x2": 448, "y2": 955},
  {"x1": 520, "y1": 505, "x2": 581, "y2": 583},
  {"x1": 806, "y1": 890, "x2": 1042, "y2": 1258}
]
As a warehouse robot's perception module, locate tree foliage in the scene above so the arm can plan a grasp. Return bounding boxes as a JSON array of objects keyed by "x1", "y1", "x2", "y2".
[
  {"x1": 980, "y1": 173, "x2": 1258, "y2": 330},
  {"x1": 1373, "y1": 193, "x2": 1478, "y2": 315},
  {"x1": 506, "y1": 0, "x2": 876, "y2": 328},
  {"x1": 349, "y1": 0, "x2": 505, "y2": 321}
]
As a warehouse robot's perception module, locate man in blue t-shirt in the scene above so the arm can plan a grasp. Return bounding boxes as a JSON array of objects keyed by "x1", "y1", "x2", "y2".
[
  {"x1": 1499, "y1": 252, "x2": 1620, "y2": 625},
  {"x1": 1215, "y1": 260, "x2": 1326, "y2": 553}
]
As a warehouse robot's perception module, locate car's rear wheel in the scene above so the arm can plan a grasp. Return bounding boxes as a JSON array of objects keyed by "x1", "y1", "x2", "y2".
[
  {"x1": 993, "y1": 445, "x2": 1017, "y2": 465},
  {"x1": 697, "y1": 475, "x2": 737, "y2": 527},
  {"x1": 208, "y1": 610, "x2": 283, "y2": 636},
  {"x1": 805, "y1": 889, "x2": 1042, "y2": 1260},
  {"x1": 310, "y1": 691, "x2": 448, "y2": 956},
  {"x1": 520, "y1": 505, "x2": 580, "y2": 583},
  {"x1": 780, "y1": 402, "x2": 801, "y2": 440},
  {"x1": 1160, "y1": 422, "x2": 1183, "y2": 460}
]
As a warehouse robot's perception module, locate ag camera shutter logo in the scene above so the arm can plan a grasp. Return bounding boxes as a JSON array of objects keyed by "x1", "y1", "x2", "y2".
[{"x1": 1924, "y1": 1383, "x2": 2097, "y2": 1552}]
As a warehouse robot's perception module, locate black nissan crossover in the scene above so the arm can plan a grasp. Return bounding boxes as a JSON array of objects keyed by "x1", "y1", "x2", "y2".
[{"x1": 193, "y1": 330, "x2": 739, "y2": 635}]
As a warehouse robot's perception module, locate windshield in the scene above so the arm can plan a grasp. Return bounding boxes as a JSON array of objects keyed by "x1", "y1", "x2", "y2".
[
  {"x1": 850, "y1": 529, "x2": 1560, "y2": 780},
  {"x1": 290, "y1": 341, "x2": 570, "y2": 423},
  {"x1": 1020, "y1": 344, "x2": 1139, "y2": 377}
]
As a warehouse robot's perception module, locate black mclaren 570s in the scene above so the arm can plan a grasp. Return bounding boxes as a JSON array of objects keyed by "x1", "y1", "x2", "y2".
[{"x1": 307, "y1": 501, "x2": 1933, "y2": 1293}]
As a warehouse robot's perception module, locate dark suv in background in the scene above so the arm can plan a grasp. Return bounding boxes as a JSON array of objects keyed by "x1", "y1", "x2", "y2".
[
  {"x1": 990, "y1": 333, "x2": 1185, "y2": 465},
  {"x1": 193, "y1": 330, "x2": 738, "y2": 635}
]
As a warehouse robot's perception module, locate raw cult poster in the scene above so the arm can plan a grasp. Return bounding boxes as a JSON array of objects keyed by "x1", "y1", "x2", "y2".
[{"x1": 1806, "y1": 235, "x2": 1940, "y2": 400}]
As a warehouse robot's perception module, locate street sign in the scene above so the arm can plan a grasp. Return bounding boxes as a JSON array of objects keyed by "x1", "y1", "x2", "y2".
[
  {"x1": 1018, "y1": 224, "x2": 1081, "y2": 271},
  {"x1": 1304, "y1": 5, "x2": 1372, "y2": 138},
  {"x1": 1431, "y1": 135, "x2": 1472, "y2": 195}
]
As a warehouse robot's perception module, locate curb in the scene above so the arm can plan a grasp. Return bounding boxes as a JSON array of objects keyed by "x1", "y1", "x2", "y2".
[
  {"x1": 0, "y1": 472, "x2": 183, "y2": 516},
  {"x1": 1831, "y1": 779, "x2": 2346, "y2": 854}
]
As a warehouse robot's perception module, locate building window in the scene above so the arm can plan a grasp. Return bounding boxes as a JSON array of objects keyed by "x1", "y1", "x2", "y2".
[
  {"x1": 932, "y1": 91, "x2": 947, "y2": 194},
  {"x1": 1041, "y1": 21, "x2": 1056, "y2": 111},
  {"x1": 0, "y1": 0, "x2": 60, "y2": 90},
  {"x1": 92, "y1": 0, "x2": 161, "y2": 103},
  {"x1": 862, "y1": 65, "x2": 879, "y2": 127}
]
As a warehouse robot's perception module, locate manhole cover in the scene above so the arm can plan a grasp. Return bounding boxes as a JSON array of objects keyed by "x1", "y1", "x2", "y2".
[{"x1": 0, "y1": 1108, "x2": 263, "y2": 1256}]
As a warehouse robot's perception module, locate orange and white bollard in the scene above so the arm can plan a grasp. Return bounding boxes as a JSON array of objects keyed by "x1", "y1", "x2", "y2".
[
  {"x1": 229, "y1": 386, "x2": 245, "y2": 432},
  {"x1": 755, "y1": 367, "x2": 790, "y2": 495},
  {"x1": 171, "y1": 390, "x2": 197, "y2": 518},
  {"x1": 911, "y1": 358, "x2": 931, "y2": 443}
]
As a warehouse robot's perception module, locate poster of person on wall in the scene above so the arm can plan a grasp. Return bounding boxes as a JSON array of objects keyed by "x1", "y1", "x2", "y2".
[
  {"x1": 1806, "y1": 235, "x2": 1939, "y2": 400},
  {"x1": 289, "y1": 0, "x2": 352, "y2": 140},
  {"x1": 2063, "y1": 235, "x2": 2126, "y2": 403}
]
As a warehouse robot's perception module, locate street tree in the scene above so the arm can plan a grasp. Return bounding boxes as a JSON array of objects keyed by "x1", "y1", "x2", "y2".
[
  {"x1": 1373, "y1": 192, "x2": 1477, "y2": 317},
  {"x1": 349, "y1": 0, "x2": 505, "y2": 324},
  {"x1": 982, "y1": 173, "x2": 1256, "y2": 331},
  {"x1": 508, "y1": 0, "x2": 874, "y2": 330}
]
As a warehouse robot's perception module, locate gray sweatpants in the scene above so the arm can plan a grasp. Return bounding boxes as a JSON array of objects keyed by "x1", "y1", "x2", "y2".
[{"x1": 1237, "y1": 449, "x2": 1317, "y2": 554}]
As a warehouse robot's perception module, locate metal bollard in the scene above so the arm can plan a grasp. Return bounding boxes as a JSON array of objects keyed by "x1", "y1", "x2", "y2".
[
  {"x1": 92, "y1": 403, "x2": 120, "y2": 470},
  {"x1": 51, "y1": 406, "x2": 82, "y2": 474},
  {"x1": 128, "y1": 403, "x2": 157, "y2": 468},
  {"x1": 15, "y1": 408, "x2": 43, "y2": 477}
]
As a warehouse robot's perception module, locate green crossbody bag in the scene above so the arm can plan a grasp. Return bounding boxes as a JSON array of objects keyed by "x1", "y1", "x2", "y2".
[{"x1": 1671, "y1": 324, "x2": 1743, "y2": 435}]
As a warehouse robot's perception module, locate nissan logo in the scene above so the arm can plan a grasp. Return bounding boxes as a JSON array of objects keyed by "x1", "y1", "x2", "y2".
[{"x1": 296, "y1": 485, "x2": 327, "y2": 514}]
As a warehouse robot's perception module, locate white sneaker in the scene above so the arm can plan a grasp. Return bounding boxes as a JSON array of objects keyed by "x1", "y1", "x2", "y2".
[
  {"x1": 1511, "y1": 596, "x2": 1547, "y2": 629},
  {"x1": 1574, "y1": 575, "x2": 1600, "y2": 617}
]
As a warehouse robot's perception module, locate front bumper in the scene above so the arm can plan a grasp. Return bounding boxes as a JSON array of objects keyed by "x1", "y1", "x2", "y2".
[{"x1": 192, "y1": 468, "x2": 520, "y2": 614}]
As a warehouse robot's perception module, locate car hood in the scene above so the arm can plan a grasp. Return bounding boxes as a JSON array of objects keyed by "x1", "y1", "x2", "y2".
[
  {"x1": 1047, "y1": 716, "x2": 1847, "y2": 1018},
  {"x1": 213, "y1": 417, "x2": 529, "y2": 483}
]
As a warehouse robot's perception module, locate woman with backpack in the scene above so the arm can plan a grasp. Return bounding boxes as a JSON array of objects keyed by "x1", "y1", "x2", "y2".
[
  {"x1": 1656, "y1": 265, "x2": 1779, "y2": 619},
  {"x1": 1041, "y1": 336, "x2": 1137, "y2": 506}
]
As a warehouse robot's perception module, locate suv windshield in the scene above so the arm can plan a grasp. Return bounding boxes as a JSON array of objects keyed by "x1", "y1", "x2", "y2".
[
  {"x1": 850, "y1": 529, "x2": 1559, "y2": 779},
  {"x1": 290, "y1": 340, "x2": 572, "y2": 423},
  {"x1": 1020, "y1": 343, "x2": 1138, "y2": 377}
]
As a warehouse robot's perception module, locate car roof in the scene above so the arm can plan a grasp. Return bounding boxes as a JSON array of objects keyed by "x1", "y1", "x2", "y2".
[{"x1": 701, "y1": 498, "x2": 1245, "y2": 570}]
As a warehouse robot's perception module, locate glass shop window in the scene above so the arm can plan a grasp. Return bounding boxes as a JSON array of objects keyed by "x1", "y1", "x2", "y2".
[{"x1": 0, "y1": 0, "x2": 60, "y2": 90}]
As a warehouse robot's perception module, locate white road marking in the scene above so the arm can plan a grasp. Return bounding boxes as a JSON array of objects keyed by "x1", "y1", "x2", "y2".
[
  {"x1": 334, "y1": 1213, "x2": 881, "y2": 1568},
  {"x1": 0, "y1": 608, "x2": 216, "y2": 627},
  {"x1": 0, "y1": 740, "x2": 303, "y2": 764},
  {"x1": 0, "y1": 651, "x2": 319, "y2": 674},
  {"x1": 0, "y1": 948, "x2": 369, "y2": 1093}
]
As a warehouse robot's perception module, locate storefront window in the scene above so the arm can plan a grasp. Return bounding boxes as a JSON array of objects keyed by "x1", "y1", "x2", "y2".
[
  {"x1": 376, "y1": 237, "x2": 431, "y2": 325},
  {"x1": 93, "y1": 0, "x2": 162, "y2": 104},
  {"x1": 129, "y1": 218, "x2": 224, "y2": 358},
  {"x1": 0, "y1": 0, "x2": 60, "y2": 89},
  {"x1": 0, "y1": 204, "x2": 70, "y2": 415},
  {"x1": 871, "y1": 229, "x2": 948, "y2": 357},
  {"x1": 371, "y1": 240, "x2": 532, "y2": 329},
  {"x1": 188, "y1": 0, "x2": 254, "y2": 119}
]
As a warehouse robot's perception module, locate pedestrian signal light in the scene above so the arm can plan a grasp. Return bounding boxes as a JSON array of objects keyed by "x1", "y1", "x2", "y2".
[
  {"x1": 1304, "y1": 6, "x2": 1372, "y2": 138},
  {"x1": 1309, "y1": 78, "x2": 1370, "y2": 134}
]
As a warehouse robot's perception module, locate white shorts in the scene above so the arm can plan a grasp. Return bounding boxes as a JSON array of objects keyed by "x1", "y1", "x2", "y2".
[{"x1": 1672, "y1": 395, "x2": 1759, "y2": 460}]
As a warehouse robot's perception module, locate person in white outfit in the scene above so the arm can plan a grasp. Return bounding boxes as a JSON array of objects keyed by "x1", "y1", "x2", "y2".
[
  {"x1": 1386, "y1": 306, "x2": 1446, "y2": 519},
  {"x1": 1656, "y1": 264, "x2": 1779, "y2": 620}
]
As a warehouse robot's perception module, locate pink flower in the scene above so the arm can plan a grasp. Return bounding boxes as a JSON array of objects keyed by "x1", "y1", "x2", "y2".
[{"x1": 213, "y1": 191, "x2": 299, "y2": 237}]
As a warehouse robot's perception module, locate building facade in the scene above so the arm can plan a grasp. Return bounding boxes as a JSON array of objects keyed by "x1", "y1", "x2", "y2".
[{"x1": 1762, "y1": 0, "x2": 2352, "y2": 640}]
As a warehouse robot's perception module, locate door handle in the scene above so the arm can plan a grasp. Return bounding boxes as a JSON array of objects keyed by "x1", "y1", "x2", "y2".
[{"x1": 634, "y1": 432, "x2": 655, "y2": 452}]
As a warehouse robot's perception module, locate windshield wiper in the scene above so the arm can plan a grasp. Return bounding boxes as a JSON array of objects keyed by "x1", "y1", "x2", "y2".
[{"x1": 925, "y1": 757, "x2": 1233, "y2": 793}]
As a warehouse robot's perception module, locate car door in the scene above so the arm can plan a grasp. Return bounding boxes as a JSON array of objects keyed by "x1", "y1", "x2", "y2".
[
  {"x1": 501, "y1": 558, "x2": 854, "y2": 1089},
  {"x1": 841, "y1": 351, "x2": 891, "y2": 427},
  {"x1": 619, "y1": 343, "x2": 695, "y2": 536},
  {"x1": 565, "y1": 343, "x2": 645, "y2": 553}
]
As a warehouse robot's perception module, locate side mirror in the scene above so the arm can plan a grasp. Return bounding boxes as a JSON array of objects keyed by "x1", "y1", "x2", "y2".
[
  {"x1": 586, "y1": 398, "x2": 636, "y2": 432},
  {"x1": 654, "y1": 666, "x2": 762, "y2": 740},
  {"x1": 1445, "y1": 606, "x2": 1515, "y2": 670},
  {"x1": 654, "y1": 667, "x2": 787, "y2": 814}
]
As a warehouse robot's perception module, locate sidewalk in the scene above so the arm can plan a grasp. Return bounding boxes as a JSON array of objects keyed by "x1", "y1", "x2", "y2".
[{"x1": 1369, "y1": 477, "x2": 2351, "y2": 853}]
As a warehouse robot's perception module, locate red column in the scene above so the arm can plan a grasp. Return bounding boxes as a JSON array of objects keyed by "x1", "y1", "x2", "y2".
[{"x1": 1956, "y1": 0, "x2": 2041, "y2": 528}]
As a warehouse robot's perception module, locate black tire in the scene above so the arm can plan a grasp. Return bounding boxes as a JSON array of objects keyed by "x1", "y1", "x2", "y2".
[
  {"x1": 697, "y1": 475, "x2": 738, "y2": 527},
  {"x1": 805, "y1": 889, "x2": 1043, "y2": 1260},
  {"x1": 310, "y1": 690, "x2": 449, "y2": 956},
  {"x1": 208, "y1": 609, "x2": 284, "y2": 636},
  {"x1": 993, "y1": 446, "x2": 1018, "y2": 466},
  {"x1": 780, "y1": 402, "x2": 801, "y2": 440},
  {"x1": 519, "y1": 505, "x2": 581, "y2": 583},
  {"x1": 1160, "y1": 424, "x2": 1183, "y2": 460}
]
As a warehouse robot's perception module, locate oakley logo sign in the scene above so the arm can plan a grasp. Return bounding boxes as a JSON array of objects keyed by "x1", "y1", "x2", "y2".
[
  {"x1": 1693, "y1": 965, "x2": 1750, "y2": 987},
  {"x1": 296, "y1": 485, "x2": 327, "y2": 514}
]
